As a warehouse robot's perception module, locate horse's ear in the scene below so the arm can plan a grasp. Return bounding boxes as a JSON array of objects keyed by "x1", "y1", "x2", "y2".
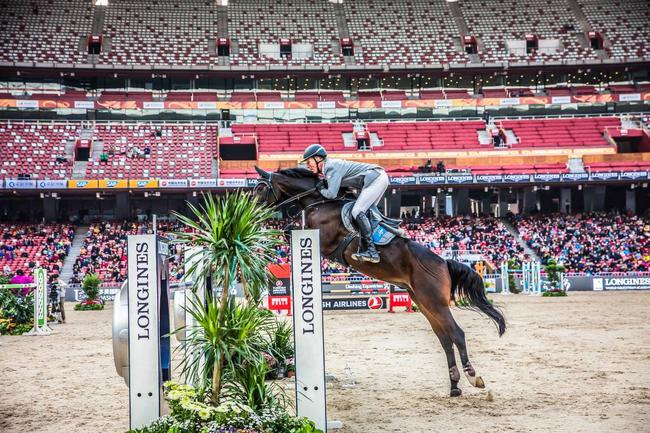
[{"x1": 254, "y1": 166, "x2": 270, "y2": 180}]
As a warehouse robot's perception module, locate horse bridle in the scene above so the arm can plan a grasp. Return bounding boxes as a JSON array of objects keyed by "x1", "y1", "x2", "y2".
[{"x1": 253, "y1": 174, "x2": 317, "y2": 209}]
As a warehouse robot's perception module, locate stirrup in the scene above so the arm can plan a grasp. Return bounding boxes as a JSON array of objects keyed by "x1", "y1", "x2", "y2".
[{"x1": 352, "y1": 250, "x2": 380, "y2": 264}]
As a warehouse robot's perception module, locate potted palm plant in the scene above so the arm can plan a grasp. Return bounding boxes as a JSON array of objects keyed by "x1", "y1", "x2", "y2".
[
  {"x1": 172, "y1": 191, "x2": 283, "y2": 404},
  {"x1": 74, "y1": 273, "x2": 104, "y2": 310}
]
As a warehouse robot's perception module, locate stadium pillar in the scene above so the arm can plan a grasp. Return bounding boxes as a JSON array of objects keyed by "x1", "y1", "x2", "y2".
[
  {"x1": 453, "y1": 189, "x2": 470, "y2": 215},
  {"x1": 388, "y1": 189, "x2": 402, "y2": 218},
  {"x1": 625, "y1": 190, "x2": 636, "y2": 213},
  {"x1": 560, "y1": 188, "x2": 572, "y2": 213},
  {"x1": 497, "y1": 190, "x2": 509, "y2": 217},
  {"x1": 583, "y1": 186, "x2": 605, "y2": 212},
  {"x1": 116, "y1": 193, "x2": 130, "y2": 219},
  {"x1": 522, "y1": 187, "x2": 537, "y2": 213},
  {"x1": 42, "y1": 197, "x2": 59, "y2": 221}
]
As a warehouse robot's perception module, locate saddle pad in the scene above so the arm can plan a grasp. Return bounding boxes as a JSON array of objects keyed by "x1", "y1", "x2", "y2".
[{"x1": 341, "y1": 202, "x2": 396, "y2": 246}]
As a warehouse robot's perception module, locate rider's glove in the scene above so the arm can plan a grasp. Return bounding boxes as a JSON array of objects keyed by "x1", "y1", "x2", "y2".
[{"x1": 315, "y1": 179, "x2": 327, "y2": 191}]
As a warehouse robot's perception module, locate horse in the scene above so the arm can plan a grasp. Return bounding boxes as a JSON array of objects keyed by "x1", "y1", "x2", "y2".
[{"x1": 253, "y1": 166, "x2": 506, "y2": 397}]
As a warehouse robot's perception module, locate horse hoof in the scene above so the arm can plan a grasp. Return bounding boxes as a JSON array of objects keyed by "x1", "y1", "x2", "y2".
[
  {"x1": 474, "y1": 376, "x2": 485, "y2": 389},
  {"x1": 450, "y1": 388, "x2": 462, "y2": 397}
]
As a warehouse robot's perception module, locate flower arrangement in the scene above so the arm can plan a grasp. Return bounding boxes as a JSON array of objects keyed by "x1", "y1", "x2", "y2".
[
  {"x1": 0, "y1": 285, "x2": 35, "y2": 335},
  {"x1": 127, "y1": 382, "x2": 322, "y2": 433}
]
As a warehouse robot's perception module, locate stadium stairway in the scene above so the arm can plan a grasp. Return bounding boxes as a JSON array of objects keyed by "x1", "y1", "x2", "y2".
[
  {"x1": 502, "y1": 219, "x2": 541, "y2": 262},
  {"x1": 59, "y1": 225, "x2": 89, "y2": 284}
]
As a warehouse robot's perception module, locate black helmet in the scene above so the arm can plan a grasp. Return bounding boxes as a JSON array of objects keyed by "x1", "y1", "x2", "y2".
[{"x1": 301, "y1": 144, "x2": 327, "y2": 162}]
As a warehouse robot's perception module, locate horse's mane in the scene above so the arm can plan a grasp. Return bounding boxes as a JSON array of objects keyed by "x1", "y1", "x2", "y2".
[{"x1": 276, "y1": 167, "x2": 318, "y2": 179}]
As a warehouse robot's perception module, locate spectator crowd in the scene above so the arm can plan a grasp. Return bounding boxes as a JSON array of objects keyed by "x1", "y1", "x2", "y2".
[
  {"x1": 513, "y1": 212, "x2": 650, "y2": 274},
  {"x1": 1, "y1": 213, "x2": 649, "y2": 285}
]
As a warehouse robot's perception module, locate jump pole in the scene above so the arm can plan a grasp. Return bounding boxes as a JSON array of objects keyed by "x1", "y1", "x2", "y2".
[{"x1": 290, "y1": 229, "x2": 341, "y2": 432}]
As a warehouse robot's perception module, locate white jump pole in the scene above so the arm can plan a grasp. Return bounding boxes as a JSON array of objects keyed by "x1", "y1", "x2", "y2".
[{"x1": 290, "y1": 229, "x2": 328, "y2": 432}]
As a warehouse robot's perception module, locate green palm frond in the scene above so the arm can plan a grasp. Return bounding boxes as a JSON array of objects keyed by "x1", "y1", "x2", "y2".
[{"x1": 170, "y1": 191, "x2": 285, "y2": 403}]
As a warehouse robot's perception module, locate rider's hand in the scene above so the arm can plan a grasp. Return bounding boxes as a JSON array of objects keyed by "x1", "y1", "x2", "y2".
[{"x1": 315, "y1": 179, "x2": 327, "y2": 190}]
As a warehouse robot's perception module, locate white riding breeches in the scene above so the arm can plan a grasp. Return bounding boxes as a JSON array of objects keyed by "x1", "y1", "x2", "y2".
[{"x1": 351, "y1": 170, "x2": 389, "y2": 219}]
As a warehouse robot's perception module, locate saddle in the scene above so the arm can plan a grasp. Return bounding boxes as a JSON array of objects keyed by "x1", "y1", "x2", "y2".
[{"x1": 327, "y1": 201, "x2": 408, "y2": 266}]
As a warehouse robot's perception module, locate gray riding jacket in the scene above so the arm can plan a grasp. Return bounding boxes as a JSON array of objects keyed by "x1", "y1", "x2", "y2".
[{"x1": 318, "y1": 158, "x2": 382, "y2": 199}]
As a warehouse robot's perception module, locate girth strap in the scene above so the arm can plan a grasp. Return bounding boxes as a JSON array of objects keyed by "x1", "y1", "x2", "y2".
[{"x1": 326, "y1": 232, "x2": 357, "y2": 267}]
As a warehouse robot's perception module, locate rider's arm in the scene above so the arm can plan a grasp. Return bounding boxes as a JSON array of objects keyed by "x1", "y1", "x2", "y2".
[{"x1": 319, "y1": 165, "x2": 342, "y2": 199}]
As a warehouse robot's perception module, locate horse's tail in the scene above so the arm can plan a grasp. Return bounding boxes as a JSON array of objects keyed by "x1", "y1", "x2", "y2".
[{"x1": 447, "y1": 259, "x2": 506, "y2": 336}]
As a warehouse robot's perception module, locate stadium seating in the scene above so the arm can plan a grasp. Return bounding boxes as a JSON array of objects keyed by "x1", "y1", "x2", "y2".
[
  {"x1": 0, "y1": 0, "x2": 91, "y2": 64},
  {"x1": 344, "y1": 0, "x2": 468, "y2": 65},
  {"x1": 0, "y1": 122, "x2": 74, "y2": 180},
  {"x1": 228, "y1": 0, "x2": 343, "y2": 66},
  {"x1": 0, "y1": 223, "x2": 75, "y2": 277},
  {"x1": 579, "y1": 0, "x2": 650, "y2": 60},
  {"x1": 86, "y1": 124, "x2": 217, "y2": 179},
  {"x1": 460, "y1": 0, "x2": 598, "y2": 63},
  {"x1": 500, "y1": 117, "x2": 620, "y2": 148},
  {"x1": 99, "y1": 0, "x2": 218, "y2": 65}
]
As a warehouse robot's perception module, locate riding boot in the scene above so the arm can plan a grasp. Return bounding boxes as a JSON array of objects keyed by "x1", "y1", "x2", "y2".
[{"x1": 352, "y1": 212, "x2": 380, "y2": 263}]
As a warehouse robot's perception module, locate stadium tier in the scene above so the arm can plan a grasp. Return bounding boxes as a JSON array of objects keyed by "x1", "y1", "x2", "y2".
[
  {"x1": 0, "y1": 0, "x2": 649, "y2": 66},
  {"x1": 5, "y1": 116, "x2": 650, "y2": 180}
]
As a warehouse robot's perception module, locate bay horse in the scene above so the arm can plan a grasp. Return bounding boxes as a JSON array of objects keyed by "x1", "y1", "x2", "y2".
[{"x1": 254, "y1": 166, "x2": 506, "y2": 397}]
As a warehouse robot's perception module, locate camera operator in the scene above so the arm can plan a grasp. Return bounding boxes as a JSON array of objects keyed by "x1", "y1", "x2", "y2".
[{"x1": 49, "y1": 274, "x2": 67, "y2": 324}]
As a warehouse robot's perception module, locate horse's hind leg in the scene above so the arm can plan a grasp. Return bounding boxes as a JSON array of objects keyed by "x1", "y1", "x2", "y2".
[
  {"x1": 430, "y1": 326, "x2": 463, "y2": 397},
  {"x1": 443, "y1": 308, "x2": 485, "y2": 389}
]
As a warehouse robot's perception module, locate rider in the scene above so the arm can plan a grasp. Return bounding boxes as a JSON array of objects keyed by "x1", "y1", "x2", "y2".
[{"x1": 301, "y1": 144, "x2": 389, "y2": 264}]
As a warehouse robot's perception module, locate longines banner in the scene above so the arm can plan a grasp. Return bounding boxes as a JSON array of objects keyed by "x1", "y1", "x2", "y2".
[
  {"x1": 389, "y1": 176, "x2": 417, "y2": 185},
  {"x1": 563, "y1": 275, "x2": 650, "y2": 291}
]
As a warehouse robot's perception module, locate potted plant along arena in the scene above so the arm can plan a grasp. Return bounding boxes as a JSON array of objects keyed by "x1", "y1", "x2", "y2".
[{"x1": 74, "y1": 273, "x2": 105, "y2": 310}]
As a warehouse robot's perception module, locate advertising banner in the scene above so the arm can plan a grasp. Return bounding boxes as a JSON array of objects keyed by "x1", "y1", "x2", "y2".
[
  {"x1": 619, "y1": 93, "x2": 641, "y2": 102},
  {"x1": 446, "y1": 174, "x2": 474, "y2": 184},
  {"x1": 390, "y1": 176, "x2": 417, "y2": 185},
  {"x1": 74, "y1": 100, "x2": 95, "y2": 109},
  {"x1": 16, "y1": 100, "x2": 39, "y2": 109},
  {"x1": 322, "y1": 296, "x2": 387, "y2": 311},
  {"x1": 316, "y1": 101, "x2": 336, "y2": 109},
  {"x1": 217, "y1": 178, "x2": 247, "y2": 188},
  {"x1": 381, "y1": 100, "x2": 402, "y2": 109},
  {"x1": 532, "y1": 173, "x2": 562, "y2": 182},
  {"x1": 551, "y1": 96, "x2": 572, "y2": 104},
  {"x1": 99, "y1": 179, "x2": 128, "y2": 189},
  {"x1": 620, "y1": 171, "x2": 648, "y2": 180},
  {"x1": 143, "y1": 101, "x2": 165, "y2": 110},
  {"x1": 502, "y1": 174, "x2": 531, "y2": 183},
  {"x1": 37, "y1": 179, "x2": 68, "y2": 189},
  {"x1": 590, "y1": 172, "x2": 620, "y2": 181},
  {"x1": 128, "y1": 179, "x2": 159, "y2": 189},
  {"x1": 499, "y1": 98, "x2": 521, "y2": 106},
  {"x1": 159, "y1": 179, "x2": 188, "y2": 188},
  {"x1": 593, "y1": 276, "x2": 650, "y2": 291},
  {"x1": 197, "y1": 102, "x2": 217, "y2": 109},
  {"x1": 475, "y1": 174, "x2": 504, "y2": 183},
  {"x1": 189, "y1": 178, "x2": 217, "y2": 188},
  {"x1": 68, "y1": 180, "x2": 99, "y2": 189},
  {"x1": 5, "y1": 179, "x2": 37, "y2": 189},
  {"x1": 261, "y1": 101, "x2": 285, "y2": 109},
  {"x1": 561, "y1": 173, "x2": 589, "y2": 182},
  {"x1": 417, "y1": 175, "x2": 446, "y2": 185}
]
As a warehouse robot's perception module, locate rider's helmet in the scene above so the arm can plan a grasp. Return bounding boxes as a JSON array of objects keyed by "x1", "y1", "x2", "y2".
[{"x1": 301, "y1": 144, "x2": 327, "y2": 162}]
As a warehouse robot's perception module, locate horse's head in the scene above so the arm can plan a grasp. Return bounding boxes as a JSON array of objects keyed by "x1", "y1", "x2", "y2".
[{"x1": 253, "y1": 166, "x2": 320, "y2": 206}]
